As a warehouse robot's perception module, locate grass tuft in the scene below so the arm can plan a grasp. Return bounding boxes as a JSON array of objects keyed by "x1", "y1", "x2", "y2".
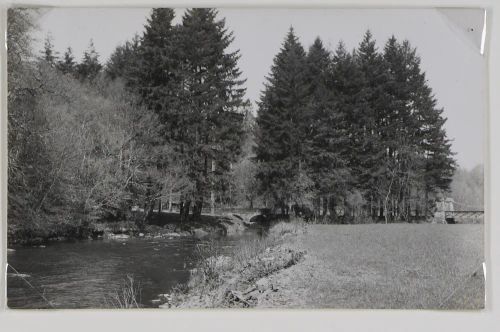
[{"x1": 106, "y1": 275, "x2": 142, "y2": 309}]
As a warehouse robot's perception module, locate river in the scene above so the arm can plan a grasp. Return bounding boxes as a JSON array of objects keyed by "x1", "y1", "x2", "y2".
[{"x1": 7, "y1": 230, "x2": 263, "y2": 309}]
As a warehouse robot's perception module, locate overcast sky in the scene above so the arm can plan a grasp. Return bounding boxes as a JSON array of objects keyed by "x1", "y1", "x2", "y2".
[{"x1": 31, "y1": 8, "x2": 486, "y2": 170}]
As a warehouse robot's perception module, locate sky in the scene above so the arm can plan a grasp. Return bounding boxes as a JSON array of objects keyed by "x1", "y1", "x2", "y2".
[{"x1": 31, "y1": 8, "x2": 487, "y2": 170}]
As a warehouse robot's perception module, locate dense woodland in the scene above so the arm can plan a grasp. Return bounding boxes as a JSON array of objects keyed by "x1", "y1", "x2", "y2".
[{"x1": 8, "y1": 8, "x2": 477, "y2": 240}]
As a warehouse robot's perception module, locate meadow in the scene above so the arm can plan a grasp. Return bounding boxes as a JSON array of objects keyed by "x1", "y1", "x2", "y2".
[{"x1": 258, "y1": 223, "x2": 485, "y2": 309}]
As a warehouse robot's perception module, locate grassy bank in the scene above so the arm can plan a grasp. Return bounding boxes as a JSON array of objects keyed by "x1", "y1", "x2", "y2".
[
  {"x1": 161, "y1": 222, "x2": 484, "y2": 309},
  {"x1": 160, "y1": 219, "x2": 307, "y2": 308}
]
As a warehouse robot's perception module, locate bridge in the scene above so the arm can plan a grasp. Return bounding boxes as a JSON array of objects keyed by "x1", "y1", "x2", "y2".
[{"x1": 444, "y1": 210, "x2": 484, "y2": 224}]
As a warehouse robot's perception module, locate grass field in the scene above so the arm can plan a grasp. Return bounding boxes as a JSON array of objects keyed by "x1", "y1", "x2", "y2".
[{"x1": 259, "y1": 223, "x2": 484, "y2": 309}]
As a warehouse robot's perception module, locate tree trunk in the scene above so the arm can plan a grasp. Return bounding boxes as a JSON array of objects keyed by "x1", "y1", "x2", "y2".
[
  {"x1": 158, "y1": 199, "x2": 162, "y2": 213},
  {"x1": 313, "y1": 197, "x2": 320, "y2": 222},
  {"x1": 329, "y1": 196, "x2": 337, "y2": 223},
  {"x1": 416, "y1": 197, "x2": 420, "y2": 218},
  {"x1": 210, "y1": 160, "x2": 215, "y2": 215},
  {"x1": 192, "y1": 199, "x2": 203, "y2": 220},
  {"x1": 321, "y1": 197, "x2": 328, "y2": 221},
  {"x1": 140, "y1": 200, "x2": 155, "y2": 230},
  {"x1": 168, "y1": 187, "x2": 173, "y2": 212},
  {"x1": 210, "y1": 191, "x2": 215, "y2": 215},
  {"x1": 383, "y1": 200, "x2": 389, "y2": 224},
  {"x1": 180, "y1": 200, "x2": 191, "y2": 223},
  {"x1": 424, "y1": 188, "x2": 429, "y2": 220}
]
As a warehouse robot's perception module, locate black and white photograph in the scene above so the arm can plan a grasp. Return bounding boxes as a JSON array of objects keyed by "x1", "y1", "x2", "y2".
[{"x1": 6, "y1": 7, "x2": 486, "y2": 310}]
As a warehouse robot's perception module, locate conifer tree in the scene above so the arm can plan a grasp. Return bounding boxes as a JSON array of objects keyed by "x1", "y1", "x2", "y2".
[
  {"x1": 41, "y1": 34, "x2": 58, "y2": 66},
  {"x1": 120, "y1": 9, "x2": 180, "y2": 220},
  {"x1": 57, "y1": 47, "x2": 76, "y2": 75},
  {"x1": 177, "y1": 8, "x2": 247, "y2": 219},
  {"x1": 410, "y1": 54, "x2": 455, "y2": 216},
  {"x1": 135, "y1": 8, "x2": 178, "y2": 116},
  {"x1": 305, "y1": 37, "x2": 349, "y2": 220},
  {"x1": 355, "y1": 30, "x2": 390, "y2": 217},
  {"x1": 106, "y1": 35, "x2": 141, "y2": 82},
  {"x1": 254, "y1": 28, "x2": 311, "y2": 211},
  {"x1": 382, "y1": 36, "x2": 455, "y2": 220},
  {"x1": 330, "y1": 41, "x2": 366, "y2": 219},
  {"x1": 76, "y1": 39, "x2": 102, "y2": 81}
]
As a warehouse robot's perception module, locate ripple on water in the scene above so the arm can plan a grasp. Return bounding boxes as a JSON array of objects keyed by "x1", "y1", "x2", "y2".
[{"x1": 7, "y1": 234, "x2": 247, "y2": 309}]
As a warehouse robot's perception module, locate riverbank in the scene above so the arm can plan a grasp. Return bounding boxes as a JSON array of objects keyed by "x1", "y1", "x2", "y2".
[
  {"x1": 161, "y1": 223, "x2": 484, "y2": 309},
  {"x1": 159, "y1": 219, "x2": 307, "y2": 308},
  {"x1": 7, "y1": 211, "x2": 255, "y2": 246}
]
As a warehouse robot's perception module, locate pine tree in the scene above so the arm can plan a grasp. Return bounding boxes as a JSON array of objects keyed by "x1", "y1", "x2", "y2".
[
  {"x1": 177, "y1": 8, "x2": 247, "y2": 219},
  {"x1": 254, "y1": 28, "x2": 311, "y2": 211},
  {"x1": 135, "y1": 8, "x2": 178, "y2": 116},
  {"x1": 382, "y1": 36, "x2": 455, "y2": 220},
  {"x1": 106, "y1": 35, "x2": 141, "y2": 82},
  {"x1": 305, "y1": 37, "x2": 349, "y2": 220},
  {"x1": 330, "y1": 41, "x2": 366, "y2": 220},
  {"x1": 41, "y1": 34, "x2": 58, "y2": 66},
  {"x1": 378, "y1": 36, "x2": 419, "y2": 221},
  {"x1": 415, "y1": 73, "x2": 456, "y2": 217},
  {"x1": 76, "y1": 39, "x2": 102, "y2": 81},
  {"x1": 306, "y1": 37, "x2": 331, "y2": 96},
  {"x1": 355, "y1": 30, "x2": 390, "y2": 218},
  {"x1": 56, "y1": 47, "x2": 76, "y2": 75}
]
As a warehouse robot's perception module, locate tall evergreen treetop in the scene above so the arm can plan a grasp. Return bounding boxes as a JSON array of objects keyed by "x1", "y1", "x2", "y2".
[
  {"x1": 77, "y1": 39, "x2": 102, "y2": 81},
  {"x1": 143, "y1": 8, "x2": 175, "y2": 46},
  {"x1": 57, "y1": 47, "x2": 76, "y2": 75},
  {"x1": 135, "y1": 8, "x2": 178, "y2": 119},
  {"x1": 180, "y1": 9, "x2": 246, "y2": 110},
  {"x1": 106, "y1": 35, "x2": 141, "y2": 81},
  {"x1": 306, "y1": 37, "x2": 331, "y2": 95},
  {"x1": 41, "y1": 34, "x2": 58, "y2": 66}
]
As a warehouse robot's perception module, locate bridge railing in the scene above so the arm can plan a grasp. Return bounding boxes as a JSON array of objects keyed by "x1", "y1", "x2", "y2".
[{"x1": 444, "y1": 210, "x2": 484, "y2": 224}]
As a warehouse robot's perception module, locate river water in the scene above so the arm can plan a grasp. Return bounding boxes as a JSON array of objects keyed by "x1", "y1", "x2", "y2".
[{"x1": 7, "y1": 230, "x2": 262, "y2": 309}]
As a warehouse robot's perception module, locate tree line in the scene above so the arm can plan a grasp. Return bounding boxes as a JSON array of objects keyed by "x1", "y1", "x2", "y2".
[
  {"x1": 8, "y1": 8, "x2": 456, "y2": 242},
  {"x1": 255, "y1": 28, "x2": 456, "y2": 223}
]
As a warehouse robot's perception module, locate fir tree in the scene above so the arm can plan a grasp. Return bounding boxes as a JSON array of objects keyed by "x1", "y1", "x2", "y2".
[
  {"x1": 382, "y1": 36, "x2": 455, "y2": 220},
  {"x1": 254, "y1": 28, "x2": 311, "y2": 210},
  {"x1": 135, "y1": 8, "x2": 178, "y2": 116},
  {"x1": 41, "y1": 34, "x2": 58, "y2": 66},
  {"x1": 76, "y1": 39, "x2": 102, "y2": 81},
  {"x1": 355, "y1": 30, "x2": 390, "y2": 217},
  {"x1": 124, "y1": 9, "x2": 180, "y2": 220},
  {"x1": 413, "y1": 61, "x2": 456, "y2": 216},
  {"x1": 56, "y1": 47, "x2": 76, "y2": 75},
  {"x1": 177, "y1": 8, "x2": 247, "y2": 219},
  {"x1": 305, "y1": 38, "x2": 350, "y2": 220},
  {"x1": 106, "y1": 35, "x2": 141, "y2": 82},
  {"x1": 330, "y1": 41, "x2": 366, "y2": 219}
]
